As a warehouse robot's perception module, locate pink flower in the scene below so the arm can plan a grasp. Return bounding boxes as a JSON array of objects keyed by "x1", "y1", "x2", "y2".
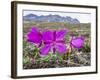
[
  {"x1": 27, "y1": 27, "x2": 42, "y2": 47},
  {"x1": 40, "y1": 29, "x2": 68, "y2": 56},
  {"x1": 70, "y1": 36, "x2": 84, "y2": 49}
]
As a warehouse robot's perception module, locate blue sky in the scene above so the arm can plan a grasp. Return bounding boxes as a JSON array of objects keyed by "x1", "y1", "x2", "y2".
[{"x1": 23, "y1": 10, "x2": 91, "y2": 23}]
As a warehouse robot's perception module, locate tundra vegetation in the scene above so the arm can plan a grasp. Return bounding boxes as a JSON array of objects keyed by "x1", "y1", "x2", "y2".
[{"x1": 23, "y1": 21, "x2": 91, "y2": 69}]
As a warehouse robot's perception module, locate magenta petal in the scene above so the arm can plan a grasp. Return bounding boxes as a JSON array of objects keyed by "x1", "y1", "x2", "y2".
[
  {"x1": 40, "y1": 45, "x2": 51, "y2": 56},
  {"x1": 31, "y1": 27, "x2": 39, "y2": 33},
  {"x1": 56, "y1": 30, "x2": 67, "y2": 40},
  {"x1": 55, "y1": 43, "x2": 67, "y2": 54},
  {"x1": 27, "y1": 27, "x2": 42, "y2": 44},
  {"x1": 42, "y1": 30, "x2": 53, "y2": 42},
  {"x1": 71, "y1": 37, "x2": 84, "y2": 49}
]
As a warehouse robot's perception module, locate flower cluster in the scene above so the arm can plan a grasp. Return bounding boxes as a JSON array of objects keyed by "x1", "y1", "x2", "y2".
[{"x1": 27, "y1": 26, "x2": 84, "y2": 56}]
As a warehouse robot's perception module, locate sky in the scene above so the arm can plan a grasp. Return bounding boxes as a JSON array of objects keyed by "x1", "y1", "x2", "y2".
[{"x1": 23, "y1": 10, "x2": 91, "y2": 23}]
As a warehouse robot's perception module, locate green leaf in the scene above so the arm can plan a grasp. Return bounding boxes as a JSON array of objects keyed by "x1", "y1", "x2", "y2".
[
  {"x1": 40, "y1": 55, "x2": 51, "y2": 62},
  {"x1": 23, "y1": 57, "x2": 31, "y2": 64}
]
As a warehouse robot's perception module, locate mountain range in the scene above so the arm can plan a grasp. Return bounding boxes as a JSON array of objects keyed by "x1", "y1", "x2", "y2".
[{"x1": 23, "y1": 14, "x2": 80, "y2": 24}]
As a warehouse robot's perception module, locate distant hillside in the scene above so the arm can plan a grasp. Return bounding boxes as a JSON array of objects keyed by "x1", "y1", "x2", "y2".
[{"x1": 23, "y1": 14, "x2": 80, "y2": 24}]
